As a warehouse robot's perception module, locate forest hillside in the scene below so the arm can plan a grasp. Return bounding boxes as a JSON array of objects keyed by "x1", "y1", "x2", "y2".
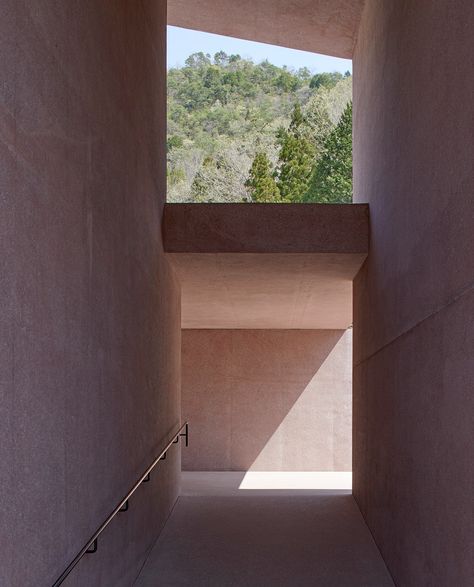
[{"x1": 167, "y1": 52, "x2": 352, "y2": 203}]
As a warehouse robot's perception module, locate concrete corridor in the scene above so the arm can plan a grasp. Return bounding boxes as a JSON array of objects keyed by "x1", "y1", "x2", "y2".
[{"x1": 135, "y1": 473, "x2": 394, "y2": 587}]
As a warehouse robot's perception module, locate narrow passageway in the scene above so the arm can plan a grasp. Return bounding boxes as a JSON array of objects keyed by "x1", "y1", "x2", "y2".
[{"x1": 135, "y1": 473, "x2": 394, "y2": 587}]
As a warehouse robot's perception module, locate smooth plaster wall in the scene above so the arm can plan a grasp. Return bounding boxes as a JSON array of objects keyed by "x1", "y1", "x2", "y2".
[
  {"x1": 353, "y1": 1, "x2": 474, "y2": 585},
  {"x1": 182, "y1": 330, "x2": 352, "y2": 471},
  {"x1": 0, "y1": 2, "x2": 181, "y2": 586}
]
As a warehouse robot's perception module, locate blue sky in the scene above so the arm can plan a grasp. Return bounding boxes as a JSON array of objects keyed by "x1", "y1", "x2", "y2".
[{"x1": 167, "y1": 26, "x2": 352, "y2": 73}]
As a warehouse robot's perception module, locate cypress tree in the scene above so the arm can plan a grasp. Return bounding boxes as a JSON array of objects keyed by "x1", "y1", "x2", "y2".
[
  {"x1": 275, "y1": 103, "x2": 316, "y2": 202},
  {"x1": 245, "y1": 152, "x2": 281, "y2": 202},
  {"x1": 304, "y1": 101, "x2": 352, "y2": 203}
]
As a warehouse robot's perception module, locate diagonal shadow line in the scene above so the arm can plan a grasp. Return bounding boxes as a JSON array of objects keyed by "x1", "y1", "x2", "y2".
[{"x1": 182, "y1": 329, "x2": 350, "y2": 473}]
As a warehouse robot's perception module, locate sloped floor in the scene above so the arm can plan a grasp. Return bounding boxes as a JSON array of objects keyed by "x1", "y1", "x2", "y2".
[{"x1": 134, "y1": 473, "x2": 394, "y2": 587}]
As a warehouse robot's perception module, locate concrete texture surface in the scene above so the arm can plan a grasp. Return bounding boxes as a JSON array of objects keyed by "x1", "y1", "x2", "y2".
[
  {"x1": 353, "y1": 1, "x2": 474, "y2": 585},
  {"x1": 135, "y1": 472, "x2": 395, "y2": 587},
  {"x1": 0, "y1": 2, "x2": 181, "y2": 586},
  {"x1": 163, "y1": 204, "x2": 369, "y2": 254},
  {"x1": 170, "y1": 253, "x2": 364, "y2": 329},
  {"x1": 165, "y1": 204, "x2": 368, "y2": 328},
  {"x1": 168, "y1": 0, "x2": 365, "y2": 59},
  {"x1": 182, "y1": 330, "x2": 352, "y2": 471},
  {"x1": 353, "y1": 288, "x2": 474, "y2": 587}
]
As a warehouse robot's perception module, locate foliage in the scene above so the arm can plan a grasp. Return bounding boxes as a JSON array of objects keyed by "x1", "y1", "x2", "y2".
[
  {"x1": 167, "y1": 135, "x2": 184, "y2": 151},
  {"x1": 304, "y1": 102, "x2": 353, "y2": 203},
  {"x1": 167, "y1": 51, "x2": 352, "y2": 203},
  {"x1": 167, "y1": 166, "x2": 186, "y2": 187},
  {"x1": 310, "y1": 71, "x2": 343, "y2": 89},
  {"x1": 245, "y1": 152, "x2": 281, "y2": 202},
  {"x1": 190, "y1": 149, "x2": 249, "y2": 203},
  {"x1": 274, "y1": 104, "x2": 316, "y2": 202}
]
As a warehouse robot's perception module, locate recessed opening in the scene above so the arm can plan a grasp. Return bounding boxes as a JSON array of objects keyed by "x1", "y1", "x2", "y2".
[
  {"x1": 167, "y1": 26, "x2": 353, "y2": 204},
  {"x1": 166, "y1": 27, "x2": 357, "y2": 495}
]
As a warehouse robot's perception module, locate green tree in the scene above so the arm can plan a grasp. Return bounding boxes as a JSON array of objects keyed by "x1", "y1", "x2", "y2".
[
  {"x1": 303, "y1": 93, "x2": 333, "y2": 155},
  {"x1": 213, "y1": 51, "x2": 229, "y2": 66},
  {"x1": 245, "y1": 152, "x2": 281, "y2": 202},
  {"x1": 309, "y1": 72, "x2": 343, "y2": 90},
  {"x1": 184, "y1": 52, "x2": 211, "y2": 68},
  {"x1": 297, "y1": 67, "x2": 312, "y2": 82},
  {"x1": 274, "y1": 103, "x2": 316, "y2": 201},
  {"x1": 190, "y1": 156, "x2": 215, "y2": 201},
  {"x1": 167, "y1": 50, "x2": 352, "y2": 203},
  {"x1": 167, "y1": 135, "x2": 184, "y2": 151},
  {"x1": 274, "y1": 69, "x2": 301, "y2": 93},
  {"x1": 304, "y1": 102, "x2": 352, "y2": 203}
]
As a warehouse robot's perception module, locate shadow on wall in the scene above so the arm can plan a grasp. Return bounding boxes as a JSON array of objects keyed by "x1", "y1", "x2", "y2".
[{"x1": 181, "y1": 329, "x2": 352, "y2": 472}]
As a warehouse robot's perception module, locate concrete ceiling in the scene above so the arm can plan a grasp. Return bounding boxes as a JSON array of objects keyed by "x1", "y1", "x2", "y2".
[
  {"x1": 168, "y1": 252, "x2": 365, "y2": 329},
  {"x1": 168, "y1": 0, "x2": 366, "y2": 59},
  {"x1": 163, "y1": 204, "x2": 369, "y2": 329}
]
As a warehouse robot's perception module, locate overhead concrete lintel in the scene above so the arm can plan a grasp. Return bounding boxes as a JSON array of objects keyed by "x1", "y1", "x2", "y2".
[
  {"x1": 163, "y1": 203, "x2": 369, "y2": 254},
  {"x1": 164, "y1": 203, "x2": 369, "y2": 329},
  {"x1": 168, "y1": 0, "x2": 366, "y2": 59}
]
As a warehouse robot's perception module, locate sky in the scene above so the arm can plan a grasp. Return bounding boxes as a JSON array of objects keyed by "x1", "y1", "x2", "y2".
[{"x1": 167, "y1": 26, "x2": 352, "y2": 73}]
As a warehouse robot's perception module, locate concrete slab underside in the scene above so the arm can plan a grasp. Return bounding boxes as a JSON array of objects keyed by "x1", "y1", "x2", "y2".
[
  {"x1": 168, "y1": 0, "x2": 365, "y2": 59},
  {"x1": 135, "y1": 473, "x2": 394, "y2": 587},
  {"x1": 170, "y1": 253, "x2": 364, "y2": 329},
  {"x1": 164, "y1": 204, "x2": 368, "y2": 329}
]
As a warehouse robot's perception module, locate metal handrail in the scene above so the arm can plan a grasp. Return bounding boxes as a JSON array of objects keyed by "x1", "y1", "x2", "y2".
[{"x1": 52, "y1": 422, "x2": 189, "y2": 587}]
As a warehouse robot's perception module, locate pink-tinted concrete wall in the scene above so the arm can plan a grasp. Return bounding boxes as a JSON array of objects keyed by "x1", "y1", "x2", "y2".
[
  {"x1": 0, "y1": 2, "x2": 181, "y2": 586},
  {"x1": 353, "y1": 1, "x2": 474, "y2": 585},
  {"x1": 182, "y1": 330, "x2": 352, "y2": 471},
  {"x1": 163, "y1": 203, "x2": 369, "y2": 254}
]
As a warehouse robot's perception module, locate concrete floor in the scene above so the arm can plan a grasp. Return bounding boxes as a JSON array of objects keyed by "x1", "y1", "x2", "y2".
[{"x1": 134, "y1": 473, "x2": 394, "y2": 587}]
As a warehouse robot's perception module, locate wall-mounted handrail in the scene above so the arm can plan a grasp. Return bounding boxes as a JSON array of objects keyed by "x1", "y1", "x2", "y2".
[{"x1": 52, "y1": 422, "x2": 189, "y2": 587}]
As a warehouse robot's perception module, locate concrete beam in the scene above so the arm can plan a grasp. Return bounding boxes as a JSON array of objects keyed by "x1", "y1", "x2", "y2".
[
  {"x1": 168, "y1": 0, "x2": 365, "y2": 59},
  {"x1": 164, "y1": 204, "x2": 368, "y2": 329},
  {"x1": 163, "y1": 203, "x2": 369, "y2": 254}
]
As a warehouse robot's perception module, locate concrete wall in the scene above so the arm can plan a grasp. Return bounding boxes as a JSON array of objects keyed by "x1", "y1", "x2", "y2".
[
  {"x1": 182, "y1": 330, "x2": 351, "y2": 471},
  {"x1": 0, "y1": 2, "x2": 181, "y2": 586},
  {"x1": 353, "y1": 1, "x2": 474, "y2": 585}
]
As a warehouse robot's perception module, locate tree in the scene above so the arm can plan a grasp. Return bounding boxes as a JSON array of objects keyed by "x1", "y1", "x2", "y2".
[
  {"x1": 303, "y1": 76, "x2": 352, "y2": 152},
  {"x1": 245, "y1": 152, "x2": 281, "y2": 202},
  {"x1": 309, "y1": 72, "x2": 343, "y2": 90},
  {"x1": 274, "y1": 69, "x2": 302, "y2": 93},
  {"x1": 166, "y1": 50, "x2": 353, "y2": 203},
  {"x1": 297, "y1": 67, "x2": 312, "y2": 82},
  {"x1": 213, "y1": 51, "x2": 229, "y2": 66},
  {"x1": 304, "y1": 102, "x2": 352, "y2": 203},
  {"x1": 303, "y1": 92, "x2": 333, "y2": 155},
  {"x1": 203, "y1": 65, "x2": 228, "y2": 104},
  {"x1": 190, "y1": 151, "x2": 249, "y2": 203},
  {"x1": 167, "y1": 135, "x2": 184, "y2": 151},
  {"x1": 274, "y1": 103, "x2": 316, "y2": 201},
  {"x1": 167, "y1": 166, "x2": 185, "y2": 186},
  {"x1": 184, "y1": 52, "x2": 211, "y2": 68}
]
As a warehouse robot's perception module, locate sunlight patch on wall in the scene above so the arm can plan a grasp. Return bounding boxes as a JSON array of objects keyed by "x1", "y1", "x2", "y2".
[{"x1": 246, "y1": 330, "x2": 352, "y2": 472}]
